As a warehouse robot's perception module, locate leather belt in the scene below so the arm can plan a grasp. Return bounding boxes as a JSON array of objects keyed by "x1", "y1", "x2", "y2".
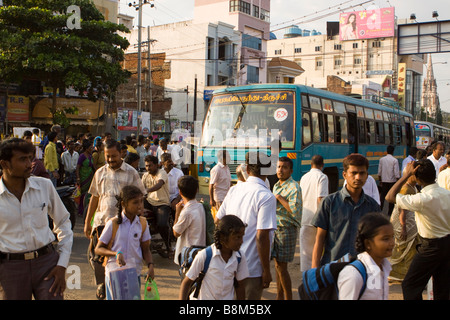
[{"x1": 0, "y1": 244, "x2": 53, "y2": 261}]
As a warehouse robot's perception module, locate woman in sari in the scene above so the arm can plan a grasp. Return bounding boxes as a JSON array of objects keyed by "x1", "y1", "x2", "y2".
[
  {"x1": 389, "y1": 169, "x2": 419, "y2": 280},
  {"x1": 76, "y1": 139, "x2": 95, "y2": 217}
]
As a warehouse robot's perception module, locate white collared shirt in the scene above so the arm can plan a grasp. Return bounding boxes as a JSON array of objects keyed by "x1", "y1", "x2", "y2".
[
  {"x1": 0, "y1": 176, "x2": 73, "y2": 268},
  {"x1": 338, "y1": 252, "x2": 391, "y2": 300},
  {"x1": 185, "y1": 244, "x2": 249, "y2": 300},
  {"x1": 216, "y1": 176, "x2": 277, "y2": 278},
  {"x1": 99, "y1": 212, "x2": 151, "y2": 274},
  {"x1": 428, "y1": 154, "x2": 447, "y2": 181},
  {"x1": 173, "y1": 200, "x2": 206, "y2": 265},
  {"x1": 396, "y1": 183, "x2": 450, "y2": 239},
  {"x1": 378, "y1": 154, "x2": 400, "y2": 183},
  {"x1": 167, "y1": 167, "x2": 184, "y2": 202},
  {"x1": 344, "y1": 175, "x2": 381, "y2": 205},
  {"x1": 61, "y1": 150, "x2": 79, "y2": 173},
  {"x1": 438, "y1": 167, "x2": 450, "y2": 191},
  {"x1": 300, "y1": 168, "x2": 329, "y2": 226},
  {"x1": 89, "y1": 161, "x2": 146, "y2": 228},
  {"x1": 209, "y1": 162, "x2": 231, "y2": 202}
]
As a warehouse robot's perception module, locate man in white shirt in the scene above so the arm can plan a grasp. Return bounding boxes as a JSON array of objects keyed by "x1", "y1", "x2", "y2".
[
  {"x1": 0, "y1": 138, "x2": 73, "y2": 300},
  {"x1": 378, "y1": 145, "x2": 400, "y2": 216},
  {"x1": 215, "y1": 151, "x2": 277, "y2": 300},
  {"x1": 299, "y1": 155, "x2": 329, "y2": 272},
  {"x1": 61, "y1": 140, "x2": 79, "y2": 185},
  {"x1": 209, "y1": 150, "x2": 231, "y2": 210},
  {"x1": 437, "y1": 152, "x2": 450, "y2": 191},
  {"x1": 161, "y1": 153, "x2": 184, "y2": 211},
  {"x1": 386, "y1": 159, "x2": 450, "y2": 300},
  {"x1": 401, "y1": 147, "x2": 417, "y2": 175},
  {"x1": 31, "y1": 128, "x2": 43, "y2": 160},
  {"x1": 427, "y1": 141, "x2": 446, "y2": 181},
  {"x1": 169, "y1": 138, "x2": 182, "y2": 168}
]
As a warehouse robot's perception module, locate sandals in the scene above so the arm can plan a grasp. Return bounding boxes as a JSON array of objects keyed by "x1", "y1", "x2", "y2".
[{"x1": 96, "y1": 283, "x2": 106, "y2": 300}]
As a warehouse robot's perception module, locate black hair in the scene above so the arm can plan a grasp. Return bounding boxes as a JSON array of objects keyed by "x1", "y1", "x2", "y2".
[
  {"x1": 104, "y1": 139, "x2": 121, "y2": 153},
  {"x1": 144, "y1": 154, "x2": 158, "y2": 165},
  {"x1": 48, "y1": 131, "x2": 58, "y2": 142},
  {"x1": 124, "y1": 152, "x2": 140, "y2": 166},
  {"x1": 343, "y1": 153, "x2": 369, "y2": 171},
  {"x1": 415, "y1": 159, "x2": 436, "y2": 184},
  {"x1": 161, "y1": 152, "x2": 172, "y2": 163},
  {"x1": 0, "y1": 138, "x2": 35, "y2": 165},
  {"x1": 355, "y1": 212, "x2": 391, "y2": 253},
  {"x1": 81, "y1": 139, "x2": 92, "y2": 153},
  {"x1": 214, "y1": 215, "x2": 246, "y2": 250},
  {"x1": 278, "y1": 156, "x2": 293, "y2": 169},
  {"x1": 177, "y1": 175, "x2": 198, "y2": 200},
  {"x1": 115, "y1": 185, "x2": 144, "y2": 224},
  {"x1": 387, "y1": 145, "x2": 395, "y2": 155},
  {"x1": 245, "y1": 151, "x2": 271, "y2": 176},
  {"x1": 23, "y1": 130, "x2": 32, "y2": 138}
]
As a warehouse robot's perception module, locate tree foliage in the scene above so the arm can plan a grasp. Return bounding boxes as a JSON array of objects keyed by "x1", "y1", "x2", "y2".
[{"x1": 0, "y1": 0, "x2": 131, "y2": 115}]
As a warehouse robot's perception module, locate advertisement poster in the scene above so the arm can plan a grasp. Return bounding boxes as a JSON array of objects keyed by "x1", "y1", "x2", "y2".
[
  {"x1": 141, "y1": 111, "x2": 151, "y2": 136},
  {"x1": 397, "y1": 63, "x2": 406, "y2": 108},
  {"x1": 339, "y1": 7, "x2": 395, "y2": 41},
  {"x1": 7, "y1": 95, "x2": 29, "y2": 122},
  {"x1": 117, "y1": 108, "x2": 140, "y2": 131}
]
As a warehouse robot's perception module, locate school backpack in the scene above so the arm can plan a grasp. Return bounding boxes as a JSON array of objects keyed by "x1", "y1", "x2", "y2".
[
  {"x1": 201, "y1": 201, "x2": 215, "y2": 246},
  {"x1": 178, "y1": 245, "x2": 242, "y2": 299},
  {"x1": 298, "y1": 254, "x2": 367, "y2": 300}
]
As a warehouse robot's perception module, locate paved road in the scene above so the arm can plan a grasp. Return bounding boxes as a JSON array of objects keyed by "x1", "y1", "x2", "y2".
[{"x1": 63, "y1": 193, "x2": 418, "y2": 300}]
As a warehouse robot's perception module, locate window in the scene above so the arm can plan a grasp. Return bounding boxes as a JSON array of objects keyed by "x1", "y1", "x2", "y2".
[
  {"x1": 334, "y1": 58, "x2": 342, "y2": 68},
  {"x1": 243, "y1": 34, "x2": 262, "y2": 51},
  {"x1": 335, "y1": 116, "x2": 348, "y2": 143},
  {"x1": 309, "y1": 96, "x2": 321, "y2": 110},
  {"x1": 302, "y1": 112, "x2": 312, "y2": 147},
  {"x1": 294, "y1": 47, "x2": 302, "y2": 53},
  {"x1": 247, "y1": 65, "x2": 259, "y2": 84},
  {"x1": 358, "y1": 119, "x2": 366, "y2": 144},
  {"x1": 372, "y1": 41, "x2": 381, "y2": 48},
  {"x1": 334, "y1": 44, "x2": 342, "y2": 50},
  {"x1": 315, "y1": 59, "x2": 323, "y2": 69},
  {"x1": 384, "y1": 123, "x2": 391, "y2": 145},
  {"x1": 375, "y1": 122, "x2": 384, "y2": 144},
  {"x1": 301, "y1": 94, "x2": 309, "y2": 108},
  {"x1": 325, "y1": 114, "x2": 335, "y2": 142},
  {"x1": 260, "y1": 8, "x2": 270, "y2": 22},
  {"x1": 229, "y1": 0, "x2": 250, "y2": 15},
  {"x1": 207, "y1": 37, "x2": 214, "y2": 60},
  {"x1": 312, "y1": 112, "x2": 322, "y2": 142},
  {"x1": 274, "y1": 49, "x2": 282, "y2": 55},
  {"x1": 366, "y1": 121, "x2": 375, "y2": 144},
  {"x1": 354, "y1": 57, "x2": 362, "y2": 65},
  {"x1": 353, "y1": 43, "x2": 358, "y2": 49},
  {"x1": 315, "y1": 46, "x2": 322, "y2": 52},
  {"x1": 253, "y1": 5, "x2": 259, "y2": 18}
]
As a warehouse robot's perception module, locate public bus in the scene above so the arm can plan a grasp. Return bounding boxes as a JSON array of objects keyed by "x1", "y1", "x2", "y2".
[
  {"x1": 197, "y1": 84, "x2": 415, "y2": 195},
  {"x1": 415, "y1": 121, "x2": 450, "y2": 150}
]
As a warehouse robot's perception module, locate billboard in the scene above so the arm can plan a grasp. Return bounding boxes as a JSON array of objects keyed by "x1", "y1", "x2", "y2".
[
  {"x1": 398, "y1": 20, "x2": 450, "y2": 55},
  {"x1": 339, "y1": 7, "x2": 395, "y2": 41},
  {"x1": 7, "y1": 95, "x2": 29, "y2": 122},
  {"x1": 397, "y1": 63, "x2": 406, "y2": 108}
]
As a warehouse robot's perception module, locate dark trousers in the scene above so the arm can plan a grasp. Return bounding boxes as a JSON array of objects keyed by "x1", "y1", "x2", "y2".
[
  {"x1": 380, "y1": 182, "x2": 395, "y2": 216},
  {"x1": 144, "y1": 200, "x2": 172, "y2": 250},
  {"x1": 90, "y1": 226, "x2": 106, "y2": 286},
  {"x1": 402, "y1": 235, "x2": 450, "y2": 300},
  {"x1": 0, "y1": 248, "x2": 62, "y2": 300}
]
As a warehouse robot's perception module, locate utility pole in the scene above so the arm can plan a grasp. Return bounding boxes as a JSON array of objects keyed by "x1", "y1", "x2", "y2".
[{"x1": 194, "y1": 75, "x2": 197, "y2": 122}]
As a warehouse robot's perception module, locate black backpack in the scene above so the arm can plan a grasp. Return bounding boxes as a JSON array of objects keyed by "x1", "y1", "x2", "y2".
[{"x1": 298, "y1": 255, "x2": 367, "y2": 300}]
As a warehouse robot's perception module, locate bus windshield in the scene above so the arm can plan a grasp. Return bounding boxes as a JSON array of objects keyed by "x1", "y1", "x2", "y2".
[{"x1": 201, "y1": 91, "x2": 295, "y2": 149}]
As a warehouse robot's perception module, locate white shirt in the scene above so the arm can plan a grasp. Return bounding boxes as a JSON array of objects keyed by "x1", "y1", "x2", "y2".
[
  {"x1": 61, "y1": 150, "x2": 79, "y2": 173},
  {"x1": 396, "y1": 183, "x2": 450, "y2": 239},
  {"x1": 401, "y1": 155, "x2": 415, "y2": 175},
  {"x1": 378, "y1": 154, "x2": 400, "y2": 183},
  {"x1": 167, "y1": 167, "x2": 184, "y2": 202},
  {"x1": 209, "y1": 162, "x2": 231, "y2": 202},
  {"x1": 438, "y1": 167, "x2": 450, "y2": 191},
  {"x1": 428, "y1": 154, "x2": 447, "y2": 181},
  {"x1": 299, "y1": 168, "x2": 329, "y2": 226},
  {"x1": 185, "y1": 244, "x2": 249, "y2": 300},
  {"x1": 170, "y1": 144, "x2": 182, "y2": 167},
  {"x1": 338, "y1": 252, "x2": 391, "y2": 300},
  {"x1": 173, "y1": 200, "x2": 206, "y2": 265},
  {"x1": 0, "y1": 176, "x2": 73, "y2": 268},
  {"x1": 344, "y1": 175, "x2": 380, "y2": 205},
  {"x1": 99, "y1": 212, "x2": 151, "y2": 274},
  {"x1": 31, "y1": 134, "x2": 43, "y2": 160},
  {"x1": 216, "y1": 176, "x2": 277, "y2": 278}
]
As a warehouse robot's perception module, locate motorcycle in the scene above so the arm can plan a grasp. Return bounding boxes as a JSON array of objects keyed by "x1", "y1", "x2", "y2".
[{"x1": 48, "y1": 185, "x2": 78, "y2": 230}]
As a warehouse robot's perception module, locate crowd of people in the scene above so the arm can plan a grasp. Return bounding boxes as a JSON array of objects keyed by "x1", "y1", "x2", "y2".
[{"x1": 0, "y1": 126, "x2": 448, "y2": 301}]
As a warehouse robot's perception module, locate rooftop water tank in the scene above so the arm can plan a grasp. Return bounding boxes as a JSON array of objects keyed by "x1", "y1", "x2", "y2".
[{"x1": 284, "y1": 25, "x2": 302, "y2": 38}]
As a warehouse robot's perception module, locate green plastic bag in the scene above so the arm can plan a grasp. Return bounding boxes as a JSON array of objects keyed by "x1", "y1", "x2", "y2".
[{"x1": 144, "y1": 278, "x2": 160, "y2": 300}]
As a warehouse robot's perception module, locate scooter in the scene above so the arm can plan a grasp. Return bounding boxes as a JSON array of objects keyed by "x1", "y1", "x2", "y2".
[{"x1": 54, "y1": 185, "x2": 78, "y2": 230}]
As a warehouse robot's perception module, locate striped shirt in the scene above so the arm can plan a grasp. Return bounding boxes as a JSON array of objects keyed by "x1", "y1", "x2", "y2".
[
  {"x1": 273, "y1": 176, "x2": 302, "y2": 228},
  {"x1": 88, "y1": 161, "x2": 146, "y2": 228}
]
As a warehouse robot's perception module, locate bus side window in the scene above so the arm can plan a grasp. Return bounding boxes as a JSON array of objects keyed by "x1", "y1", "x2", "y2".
[
  {"x1": 312, "y1": 112, "x2": 321, "y2": 142},
  {"x1": 389, "y1": 124, "x2": 394, "y2": 145},
  {"x1": 326, "y1": 114, "x2": 335, "y2": 142},
  {"x1": 376, "y1": 122, "x2": 384, "y2": 144},
  {"x1": 335, "y1": 116, "x2": 348, "y2": 144},
  {"x1": 384, "y1": 123, "x2": 390, "y2": 145},
  {"x1": 302, "y1": 112, "x2": 312, "y2": 147},
  {"x1": 358, "y1": 119, "x2": 366, "y2": 144}
]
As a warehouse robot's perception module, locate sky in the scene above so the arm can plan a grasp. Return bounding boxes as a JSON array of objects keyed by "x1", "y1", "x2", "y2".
[{"x1": 118, "y1": 0, "x2": 450, "y2": 113}]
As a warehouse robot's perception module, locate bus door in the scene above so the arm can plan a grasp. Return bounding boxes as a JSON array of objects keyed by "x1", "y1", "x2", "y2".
[{"x1": 347, "y1": 111, "x2": 358, "y2": 154}]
